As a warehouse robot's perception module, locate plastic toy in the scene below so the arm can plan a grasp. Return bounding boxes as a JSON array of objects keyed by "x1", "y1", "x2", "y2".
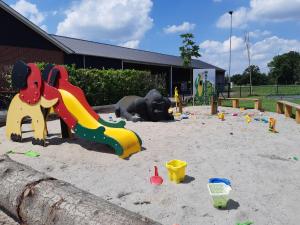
[
  {"x1": 165, "y1": 159, "x2": 187, "y2": 183},
  {"x1": 269, "y1": 117, "x2": 277, "y2": 133},
  {"x1": 150, "y1": 166, "x2": 163, "y2": 185},
  {"x1": 236, "y1": 221, "x2": 254, "y2": 225},
  {"x1": 207, "y1": 180, "x2": 232, "y2": 208},
  {"x1": 208, "y1": 178, "x2": 231, "y2": 186},
  {"x1": 245, "y1": 114, "x2": 252, "y2": 123},
  {"x1": 6, "y1": 61, "x2": 142, "y2": 158},
  {"x1": 174, "y1": 87, "x2": 183, "y2": 114},
  {"x1": 218, "y1": 112, "x2": 225, "y2": 121},
  {"x1": 6, "y1": 150, "x2": 40, "y2": 158}
]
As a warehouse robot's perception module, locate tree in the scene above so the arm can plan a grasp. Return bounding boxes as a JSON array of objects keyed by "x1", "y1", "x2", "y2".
[
  {"x1": 231, "y1": 65, "x2": 269, "y2": 85},
  {"x1": 243, "y1": 65, "x2": 269, "y2": 85},
  {"x1": 268, "y1": 51, "x2": 300, "y2": 84},
  {"x1": 179, "y1": 33, "x2": 201, "y2": 67}
]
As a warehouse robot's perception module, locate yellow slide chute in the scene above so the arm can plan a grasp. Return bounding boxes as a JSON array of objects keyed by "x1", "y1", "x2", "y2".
[{"x1": 58, "y1": 89, "x2": 141, "y2": 158}]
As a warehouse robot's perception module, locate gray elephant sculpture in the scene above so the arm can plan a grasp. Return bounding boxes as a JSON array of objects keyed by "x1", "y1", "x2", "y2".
[{"x1": 115, "y1": 89, "x2": 174, "y2": 122}]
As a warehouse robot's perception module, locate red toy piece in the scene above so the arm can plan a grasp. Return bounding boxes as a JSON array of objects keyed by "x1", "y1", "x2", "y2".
[{"x1": 19, "y1": 63, "x2": 42, "y2": 105}]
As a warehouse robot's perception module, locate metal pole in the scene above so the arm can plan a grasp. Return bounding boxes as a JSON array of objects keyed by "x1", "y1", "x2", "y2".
[
  {"x1": 228, "y1": 11, "x2": 233, "y2": 84},
  {"x1": 121, "y1": 60, "x2": 124, "y2": 70},
  {"x1": 245, "y1": 32, "x2": 252, "y2": 95}
]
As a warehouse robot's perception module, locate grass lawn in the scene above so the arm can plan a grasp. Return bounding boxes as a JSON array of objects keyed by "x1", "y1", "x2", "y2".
[{"x1": 221, "y1": 97, "x2": 300, "y2": 113}]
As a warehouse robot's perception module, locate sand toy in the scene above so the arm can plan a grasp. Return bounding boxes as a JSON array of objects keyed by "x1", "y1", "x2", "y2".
[
  {"x1": 208, "y1": 178, "x2": 232, "y2": 208},
  {"x1": 150, "y1": 166, "x2": 163, "y2": 185},
  {"x1": 165, "y1": 159, "x2": 187, "y2": 183}
]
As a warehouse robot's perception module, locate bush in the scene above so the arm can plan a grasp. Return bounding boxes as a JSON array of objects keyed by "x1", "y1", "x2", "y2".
[
  {"x1": 69, "y1": 68, "x2": 167, "y2": 105},
  {"x1": 1, "y1": 63, "x2": 167, "y2": 107}
]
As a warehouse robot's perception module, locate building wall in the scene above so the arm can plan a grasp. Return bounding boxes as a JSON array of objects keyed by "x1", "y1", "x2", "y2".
[
  {"x1": 0, "y1": 8, "x2": 60, "y2": 50},
  {"x1": 0, "y1": 7, "x2": 64, "y2": 69},
  {"x1": 0, "y1": 45, "x2": 64, "y2": 70},
  {"x1": 172, "y1": 67, "x2": 192, "y2": 95},
  {"x1": 64, "y1": 54, "x2": 122, "y2": 69}
]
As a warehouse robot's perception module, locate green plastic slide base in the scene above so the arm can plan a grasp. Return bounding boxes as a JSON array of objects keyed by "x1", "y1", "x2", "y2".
[
  {"x1": 73, "y1": 123, "x2": 124, "y2": 156},
  {"x1": 98, "y1": 117, "x2": 126, "y2": 128}
]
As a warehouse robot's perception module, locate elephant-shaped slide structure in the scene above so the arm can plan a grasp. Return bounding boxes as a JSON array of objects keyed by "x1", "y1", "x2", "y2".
[{"x1": 6, "y1": 61, "x2": 141, "y2": 158}]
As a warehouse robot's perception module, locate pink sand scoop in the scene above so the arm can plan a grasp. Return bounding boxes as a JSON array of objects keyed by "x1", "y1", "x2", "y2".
[{"x1": 150, "y1": 166, "x2": 163, "y2": 185}]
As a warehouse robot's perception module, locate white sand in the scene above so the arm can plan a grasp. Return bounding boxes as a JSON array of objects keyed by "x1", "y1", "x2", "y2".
[{"x1": 0, "y1": 106, "x2": 300, "y2": 225}]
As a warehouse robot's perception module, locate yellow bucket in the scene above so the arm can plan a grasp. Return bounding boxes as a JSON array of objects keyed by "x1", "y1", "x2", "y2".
[{"x1": 165, "y1": 159, "x2": 187, "y2": 183}]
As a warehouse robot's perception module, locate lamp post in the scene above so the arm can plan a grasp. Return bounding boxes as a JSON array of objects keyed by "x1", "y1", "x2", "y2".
[{"x1": 228, "y1": 11, "x2": 233, "y2": 84}]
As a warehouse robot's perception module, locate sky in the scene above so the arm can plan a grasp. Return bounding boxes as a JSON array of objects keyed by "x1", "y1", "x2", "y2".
[{"x1": 3, "y1": 0, "x2": 300, "y2": 74}]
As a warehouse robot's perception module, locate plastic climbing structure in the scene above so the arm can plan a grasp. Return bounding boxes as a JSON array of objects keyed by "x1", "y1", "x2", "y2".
[
  {"x1": 6, "y1": 61, "x2": 142, "y2": 158},
  {"x1": 194, "y1": 71, "x2": 216, "y2": 105}
]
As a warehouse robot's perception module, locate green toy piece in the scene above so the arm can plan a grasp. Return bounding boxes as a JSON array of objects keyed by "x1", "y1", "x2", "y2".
[
  {"x1": 236, "y1": 221, "x2": 254, "y2": 225},
  {"x1": 6, "y1": 150, "x2": 40, "y2": 158},
  {"x1": 293, "y1": 156, "x2": 299, "y2": 161}
]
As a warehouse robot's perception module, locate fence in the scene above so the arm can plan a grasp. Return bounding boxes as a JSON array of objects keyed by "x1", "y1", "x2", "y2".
[{"x1": 227, "y1": 85, "x2": 300, "y2": 98}]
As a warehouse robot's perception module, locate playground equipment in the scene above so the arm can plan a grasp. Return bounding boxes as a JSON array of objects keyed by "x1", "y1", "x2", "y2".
[
  {"x1": 194, "y1": 71, "x2": 214, "y2": 105},
  {"x1": 165, "y1": 159, "x2": 187, "y2": 184},
  {"x1": 6, "y1": 61, "x2": 142, "y2": 158},
  {"x1": 115, "y1": 89, "x2": 174, "y2": 122}
]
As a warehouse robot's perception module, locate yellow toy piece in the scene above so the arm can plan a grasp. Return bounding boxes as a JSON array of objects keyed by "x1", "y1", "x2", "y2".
[
  {"x1": 6, "y1": 94, "x2": 58, "y2": 145},
  {"x1": 218, "y1": 112, "x2": 225, "y2": 121},
  {"x1": 174, "y1": 87, "x2": 183, "y2": 114},
  {"x1": 245, "y1": 114, "x2": 252, "y2": 123}
]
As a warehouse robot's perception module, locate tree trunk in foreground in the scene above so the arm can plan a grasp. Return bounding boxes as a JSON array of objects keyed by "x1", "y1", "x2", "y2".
[{"x1": 0, "y1": 155, "x2": 161, "y2": 225}]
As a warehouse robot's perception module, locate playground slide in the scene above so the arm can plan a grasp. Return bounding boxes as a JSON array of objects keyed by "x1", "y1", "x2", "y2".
[{"x1": 58, "y1": 89, "x2": 141, "y2": 158}]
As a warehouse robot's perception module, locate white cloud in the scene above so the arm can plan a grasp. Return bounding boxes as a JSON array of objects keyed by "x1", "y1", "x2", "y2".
[
  {"x1": 163, "y1": 22, "x2": 196, "y2": 34},
  {"x1": 248, "y1": 29, "x2": 271, "y2": 38},
  {"x1": 213, "y1": 0, "x2": 222, "y2": 2},
  {"x1": 200, "y1": 35, "x2": 300, "y2": 74},
  {"x1": 120, "y1": 40, "x2": 140, "y2": 49},
  {"x1": 10, "y1": 0, "x2": 47, "y2": 30},
  {"x1": 217, "y1": 0, "x2": 300, "y2": 28},
  {"x1": 56, "y1": 0, "x2": 153, "y2": 48}
]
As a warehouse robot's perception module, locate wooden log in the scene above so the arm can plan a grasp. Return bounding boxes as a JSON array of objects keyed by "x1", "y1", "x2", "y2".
[
  {"x1": 0, "y1": 155, "x2": 161, "y2": 225},
  {"x1": 284, "y1": 105, "x2": 292, "y2": 118},
  {"x1": 232, "y1": 99, "x2": 239, "y2": 108},
  {"x1": 296, "y1": 109, "x2": 300, "y2": 124},
  {"x1": 276, "y1": 102, "x2": 284, "y2": 114},
  {"x1": 210, "y1": 96, "x2": 218, "y2": 115},
  {"x1": 254, "y1": 100, "x2": 262, "y2": 111}
]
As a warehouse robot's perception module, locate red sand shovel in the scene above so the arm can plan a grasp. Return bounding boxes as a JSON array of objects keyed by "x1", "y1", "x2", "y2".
[{"x1": 150, "y1": 166, "x2": 163, "y2": 185}]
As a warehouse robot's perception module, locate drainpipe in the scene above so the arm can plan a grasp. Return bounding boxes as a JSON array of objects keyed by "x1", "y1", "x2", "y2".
[
  {"x1": 170, "y1": 66, "x2": 173, "y2": 97},
  {"x1": 83, "y1": 55, "x2": 86, "y2": 69}
]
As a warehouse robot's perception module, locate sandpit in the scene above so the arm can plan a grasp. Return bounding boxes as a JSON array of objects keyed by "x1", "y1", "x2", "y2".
[{"x1": 0, "y1": 106, "x2": 299, "y2": 225}]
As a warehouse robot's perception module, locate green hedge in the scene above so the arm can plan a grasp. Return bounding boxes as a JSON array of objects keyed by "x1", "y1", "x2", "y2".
[
  {"x1": 0, "y1": 64, "x2": 167, "y2": 107},
  {"x1": 68, "y1": 68, "x2": 167, "y2": 105}
]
